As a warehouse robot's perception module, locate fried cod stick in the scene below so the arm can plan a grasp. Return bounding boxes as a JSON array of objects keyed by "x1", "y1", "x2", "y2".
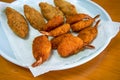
[
  {"x1": 54, "y1": 0, "x2": 77, "y2": 17},
  {"x1": 39, "y1": 2, "x2": 64, "y2": 20},
  {"x1": 5, "y1": 7, "x2": 29, "y2": 38},
  {"x1": 24, "y1": 5, "x2": 46, "y2": 31}
]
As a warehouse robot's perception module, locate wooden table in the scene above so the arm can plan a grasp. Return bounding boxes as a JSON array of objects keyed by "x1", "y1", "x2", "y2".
[{"x1": 0, "y1": 0, "x2": 120, "y2": 80}]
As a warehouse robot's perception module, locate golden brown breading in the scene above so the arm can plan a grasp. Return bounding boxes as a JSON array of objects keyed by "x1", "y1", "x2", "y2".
[
  {"x1": 5, "y1": 7, "x2": 29, "y2": 38},
  {"x1": 66, "y1": 13, "x2": 92, "y2": 24},
  {"x1": 39, "y1": 2, "x2": 64, "y2": 20},
  {"x1": 43, "y1": 15, "x2": 64, "y2": 31},
  {"x1": 51, "y1": 33, "x2": 73, "y2": 49},
  {"x1": 24, "y1": 5, "x2": 46, "y2": 31},
  {"x1": 32, "y1": 35, "x2": 52, "y2": 67},
  {"x1": 71, "y1": 15, "x2": 100, "y2": 32},
  {"x1": 54, "y1": 0, "x2": 77, "y2": 17},
  {"x1": 40, "y1": 23, "x2": 70, "y2": 37},
  {"x1": 78, "y1": 20, "x2": 100, "y2": 45},
  {"x1": 57, "y1": 35, "x2": 84, "y2": 57}
]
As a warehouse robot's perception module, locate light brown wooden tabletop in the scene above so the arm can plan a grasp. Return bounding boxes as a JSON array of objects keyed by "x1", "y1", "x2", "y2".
[{"x1": 0, "y1": 0, "x2": 120, "y2": 80}]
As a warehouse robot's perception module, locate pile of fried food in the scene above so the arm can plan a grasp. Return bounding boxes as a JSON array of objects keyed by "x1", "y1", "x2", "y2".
[{"x1": 5, "y1": 0, "x2": 100, "y2": 67}]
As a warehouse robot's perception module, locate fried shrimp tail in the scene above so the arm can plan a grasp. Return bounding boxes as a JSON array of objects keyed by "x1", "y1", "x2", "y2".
[
  {"x1": 93, "y1": 14, "x2": 100, "y2": 20},
  {"x1": 40, "y1": 23, "x2": 70, "y2": 37},
  {"x1": 32, "y1": 56, "x2": 42, "y2": 67},
  {"x1": 5, "y1": 7, "x2": 29, "y2": 38},
  {"x1": 84, "y1": 44, "x2": 95, "y2": 49},
  {"x1": 24, "y1": 5, "x2": 45, "y2": 31},
  {"x1": 94, "y1": 19, "x2": 101, "y2": 28},
  {"x1": 32, "y1": 35, "x2": 51, "y2": 67},
  {"x1": 71, "y1": 15, "x2": 100, "y2": 32},
  {"x1": 40, "y1": 31, "x2": 50, "y2": 36}
]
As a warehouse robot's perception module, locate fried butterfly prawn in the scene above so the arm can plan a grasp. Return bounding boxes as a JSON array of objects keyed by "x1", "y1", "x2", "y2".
[
  {"x1": 71, "y1": 15, "x2": 100, "y2": 32},
  {"x1": 24, "y1": 5, "x2": 45, "y2": 31},
  {"x1": 51, "y1": 33, "x2": 73, "y2": 49},
  {"x1": 40, "y1": 23, "x2": 70, "y2": 37},
  {"x1": 54, "y1": 0, "x2": 77, "y2": 17},
  {"x1": 78, "y1": 20, "x2": 100, "y2": 45},
  {"x1": 57, "y1": 35, "x2": 84, "y2": 57},
  {"x1": 39, "y1": 2, "x2": 64, "y2": 20},
  {"x1": 5, "y1": 7, "x2": 29, "y2": 38},
  {"x1": 32, "y1": 35, "x2": 51, "y2": 67},
  {"x1": 43, "y1": 15, "x2": 64, "y2": 31},
  {"x1": 66, "y1": 13, "x2": 92, "y2": 24}
]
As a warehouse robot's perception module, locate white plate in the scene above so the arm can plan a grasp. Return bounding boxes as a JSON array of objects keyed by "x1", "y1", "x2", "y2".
[{"x1": 0, "y1": 0, "x2": 112, "y2": 69}]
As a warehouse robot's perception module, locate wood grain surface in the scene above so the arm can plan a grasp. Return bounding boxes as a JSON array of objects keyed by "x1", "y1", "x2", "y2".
[{"x1": 0, "y1": 0, "x2": 120, "y2": 80}]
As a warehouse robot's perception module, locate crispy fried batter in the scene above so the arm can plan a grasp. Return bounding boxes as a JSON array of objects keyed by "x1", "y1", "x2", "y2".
[
  {"x1": 78, "y1": 20, "x2": 100, "y2": 45},
  {"x1": 51, "y1": 33, "x2": 73, "y2": 49},
  {"x1": 66, "y1": 13, "x2": 92, "y2": 24},
  {"x1": 24, "y1": 5, "x2": 46, "y2": 31},
  {"x1": 71, "y1": 15, "x2": 100, "y2": 32},
  {"x1": 54, "y1": 0, "x2": 77, "y2": 17},
  {"x1": 43, "y1": 15, "x2": 64, "y2": 31},
  {"x1": 5, "y1": 7, "x2": 29, "y2": 38},
  {"x1": 32, "y1": 35, "x2": 51, "y2": 67},
  {"x1": 57, "y1": 35, "x2": 83, "y2": 57},
  {"x1": 39, "y1": 2, "x2": 64, "y2": 20},
  {"x1": 40, "y1": 23, "x2": 70, "y2": 37}
]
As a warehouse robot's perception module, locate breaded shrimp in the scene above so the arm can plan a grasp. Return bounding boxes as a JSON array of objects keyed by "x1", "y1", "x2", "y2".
[
  {"x1": 51, "y1": 33, "x2": 73, "y2": 49},
  {"x1": 66, "y1": 13, "x2": 92, "y2": 24},
  {"x1": 40, "y1": 23, "x2": 70, "y2": 37},
  {"x1": 54, "y1": 0, "x2": 77, "y2": 17},
  {"x1": 57, "y1": 35, "x2": 84, "y2": 57},
  {"x1": 43, "y1": 15, "x2": 64, "y2": 31},
  {"x1": 78, "y1": 20, "x2": 100, "y2": 45},
  {"x1": 32, "y1": 35, "x2": 51, "y2": 67},
  {"x1": 24, "y1": 5, "x2": 46, "y2": 31},
  {"x1": 5, "y1": 7, "x2": 29, "y2": 38},
  {"x1": 71, "y1": 15, "x2": 100, "y2": 32},
  {"x1": 39, "y1": 2, "x2": 64, "y2": 20}
]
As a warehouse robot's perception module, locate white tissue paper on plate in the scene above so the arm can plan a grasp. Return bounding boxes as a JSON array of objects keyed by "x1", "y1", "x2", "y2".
[{"x1": 0, "y1": 0, "x2": 120, "y2": 77}]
